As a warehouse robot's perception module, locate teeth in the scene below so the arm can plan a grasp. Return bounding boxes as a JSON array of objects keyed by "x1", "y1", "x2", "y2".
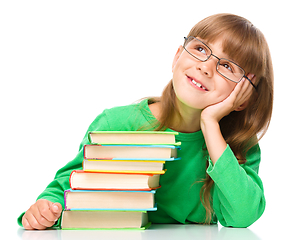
[{"x1": 192, "y1": 79, "x2": 207, "y2": 90}]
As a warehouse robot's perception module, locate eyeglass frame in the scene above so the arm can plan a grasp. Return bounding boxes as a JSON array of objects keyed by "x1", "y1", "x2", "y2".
[{"x1": 183, "y1": 36, "x2": 257, "y2": 90}]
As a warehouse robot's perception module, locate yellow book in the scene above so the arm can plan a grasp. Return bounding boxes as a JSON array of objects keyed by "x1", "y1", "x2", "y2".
[{"x1": 83, "y1": 159, "x2": 166, "y2": 174}]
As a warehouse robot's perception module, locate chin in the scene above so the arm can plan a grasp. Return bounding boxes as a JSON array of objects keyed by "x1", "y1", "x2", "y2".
[{"x1": 175, "y1": 95, "x2": 207, "y2": 111}]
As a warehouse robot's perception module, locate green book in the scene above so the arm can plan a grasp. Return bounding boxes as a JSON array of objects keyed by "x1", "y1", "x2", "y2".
[{"x1": 61, "y1": 210, "x2": 151, "y2": 230}]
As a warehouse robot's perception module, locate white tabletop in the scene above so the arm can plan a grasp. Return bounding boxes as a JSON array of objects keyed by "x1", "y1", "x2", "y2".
[
  {"x1": 15, "y1": 224, "x2": 263, "y2": 240},
  {"x1": 9, "y1": 217, "x2": 300, "y2": 240}
]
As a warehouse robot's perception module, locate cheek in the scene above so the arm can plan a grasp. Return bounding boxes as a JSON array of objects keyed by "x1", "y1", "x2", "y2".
[
  {"x1": 172, "y1": 75, "x2": 187, "y2": 100},
  {"x1": 214, "y1": 79, "x2": 236, "y2": 100},
  {"x1": 172, "y1": 76, "x2": 211, "y2": 110},
  {"x1": 172, "y1": 77, "x2": 200, "y2": 108}
]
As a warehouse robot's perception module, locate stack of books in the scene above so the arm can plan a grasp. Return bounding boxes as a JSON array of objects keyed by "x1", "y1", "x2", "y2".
[{"x1": 61, "y1": 131, "x2": 181, "y2": 230}]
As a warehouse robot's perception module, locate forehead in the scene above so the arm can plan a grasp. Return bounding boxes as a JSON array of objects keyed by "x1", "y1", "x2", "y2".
[
  {"x1": 193, "y1": 37, "x2": 234, "y2": 61},
  {"x1": 188, "y1": 15, "x2": 261, "y2": 73}
]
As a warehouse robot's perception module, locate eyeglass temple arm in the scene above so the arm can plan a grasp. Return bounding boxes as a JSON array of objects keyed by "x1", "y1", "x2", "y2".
[{"x1": 244, "y1": 75, "x2": 257, "y2": 90}]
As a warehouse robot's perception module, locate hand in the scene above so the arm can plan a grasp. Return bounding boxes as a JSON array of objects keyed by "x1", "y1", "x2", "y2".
[
  {"x1": 22, "y1": 199, "x2": 62, "y2": 230},
  {"x1": 201, "y1": 74, "x2": 255, "y2": 124}
]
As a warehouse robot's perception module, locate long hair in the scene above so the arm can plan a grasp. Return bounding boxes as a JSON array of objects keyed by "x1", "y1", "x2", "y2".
[{"x1": 149, "y1": 13, "x2": 274, "y2": 223}]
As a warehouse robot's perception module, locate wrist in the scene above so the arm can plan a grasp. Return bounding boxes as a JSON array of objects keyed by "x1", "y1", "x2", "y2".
[
  {"x1": 200, "y1": 118, "x2": 226, "y2": 164},
  {"x1": 200, "y1": 117, "x2": 219, "y2": 132}
]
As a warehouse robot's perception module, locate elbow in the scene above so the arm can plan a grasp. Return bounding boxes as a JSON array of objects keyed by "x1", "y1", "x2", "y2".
[
  {"x1": 220, "y1": 216, "x2": 256, "y2": 228},
  {"x1": 219, "y1": 213, "x2": 259, "y2": 228},
  {"x1": 218, "y1": 198, "x2": 266, "y2": 228}
]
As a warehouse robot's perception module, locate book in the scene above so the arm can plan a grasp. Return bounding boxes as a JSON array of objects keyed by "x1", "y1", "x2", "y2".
[
  {"x1": 69, "y1": 170, "x2": 163, "y2": 190},
  {"x1": 83, "y1": 144, "x2": 180, "y2": 161},
  {"x1": 82, "y1": 159, "x2": 165, "y2": 174},
  {"x1": 64, "y1": 189, "x2": 157, "y2": 211},
  {"x1": 88, "y1": 131, "x2": 180, "y2": 145},
  {"x1": 61, "y1": 210, "x2": 150, "y2": 230},
  {"x1": 61, "y1": 131, "x2": 182, "y2": 230}
]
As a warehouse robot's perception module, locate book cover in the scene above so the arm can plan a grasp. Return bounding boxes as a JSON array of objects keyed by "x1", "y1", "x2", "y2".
[
  {"x1": 64, "y1": 189, "x2": 157, "y2": 211},
  {"x1": 83, "y1": 144, "x2": 180, "y2": 161},
  {"x1": 69, "y1": 170, "x2": 163, "y2": 191},
  {"x1": 82, "y1": 159, "x2": 166, "y2": 174},
  {"x1": 61, "y1": 210, "x2": 150, "y2": 230},
  {"x1": 88, "y1": 131, "x2": 180, "y2": 145}
]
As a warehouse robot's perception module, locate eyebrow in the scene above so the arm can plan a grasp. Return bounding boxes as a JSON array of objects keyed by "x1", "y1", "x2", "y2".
[{"x1": 197, "y1": 37, "x2": 235, "y2": 62}]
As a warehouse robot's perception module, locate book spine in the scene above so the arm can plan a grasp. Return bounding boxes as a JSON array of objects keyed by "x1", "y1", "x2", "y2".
[
  {"x1": 63, "y1": 189, "x2": 157, "y2": 211},
  {"x1": 66, "y1": 189, "x2": 156, "y2": 193},
  {"x1": 64, "y1": 190, "x2": 67, "y2": 210},
  {"x1": 83, "y1": 169, "x2": 166, "y2": 174},
  {"x1": 72, "y1": 170, "x2": 159, "y2": 176},
  {"x1": 63, "y1": 132, "x2": 182, "y2": 229},
  {"x1": 70, "y1": 186, "x2": 161, "y2": 191},
  {"x1": 84, "y1": 157, "x2": 180, "y2": 161},
  {"x1": 66, "y1": 206, "x2": 157, "y2": 211}
]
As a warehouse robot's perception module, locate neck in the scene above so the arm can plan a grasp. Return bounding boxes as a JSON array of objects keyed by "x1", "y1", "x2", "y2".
[
  {"x1": 149, "y1": 100, "x2": 202, "y2": 133},
  {"x1": 171, "y1": 99, "x2": 202, "y2": 133}
]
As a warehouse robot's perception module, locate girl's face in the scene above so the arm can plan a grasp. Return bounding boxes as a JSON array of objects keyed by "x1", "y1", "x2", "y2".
[{"x1": 172, "y1": 38, "x2": 237, "y2": 111}]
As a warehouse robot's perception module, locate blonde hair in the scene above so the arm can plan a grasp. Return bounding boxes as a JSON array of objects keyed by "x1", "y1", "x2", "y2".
[{"x1": 149, "y1": 13, "x2": 274, "y2": 223}]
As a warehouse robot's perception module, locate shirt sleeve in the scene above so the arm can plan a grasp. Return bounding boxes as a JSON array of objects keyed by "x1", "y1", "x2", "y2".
[
  {"x1": 207, "y1": 144, "x2": 265, "y2": 228},
  {"x1": 17, "y1": 110, "x2": 111, "y2": 228}
]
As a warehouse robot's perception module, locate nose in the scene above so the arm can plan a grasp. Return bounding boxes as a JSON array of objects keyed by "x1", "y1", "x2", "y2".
[{"x1": 196, "y1": 57, "x2": 216, "y2": 77}]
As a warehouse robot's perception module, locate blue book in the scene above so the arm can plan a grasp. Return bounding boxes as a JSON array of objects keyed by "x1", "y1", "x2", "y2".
[
  {"x1": 64, "y1": 189, "x2": 157, "y2": 211},
  {"x1": 83, "y1": 144, "x2": 181, "y2": 161}
]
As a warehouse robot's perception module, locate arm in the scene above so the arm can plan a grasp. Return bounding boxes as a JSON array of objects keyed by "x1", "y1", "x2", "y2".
[
  {"x1": 18, "y1": 110, "x2": 111, "y2": 229},
  {"x1": 207, "y1": 144, "x2": 265, "y2": 227},
  {"x1": 200, "y1": 76, "x2": 254, "y2": 165},
  {"x1": 200, "y1": 120, "x2": 226, "y2": 165},
  {"x1": 200, "y1": 76, "x2": 265, "y2": 227}
]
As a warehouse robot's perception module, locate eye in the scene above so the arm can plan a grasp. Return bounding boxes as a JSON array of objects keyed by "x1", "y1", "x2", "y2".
[
  {"x1": 220, "y1": 62, "x2": 233, "y2": 72},
  {"x1": 195, "y1": 45, "x2": 207, "y2": 55},
  {"x1": 218, "y1": 59, "x2": 237, "y2": 73}
]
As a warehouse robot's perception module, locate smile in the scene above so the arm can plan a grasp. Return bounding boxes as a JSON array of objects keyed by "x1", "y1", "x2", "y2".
[{"x1": 187, "y1": 76, "x2": 208, "y2": 91}]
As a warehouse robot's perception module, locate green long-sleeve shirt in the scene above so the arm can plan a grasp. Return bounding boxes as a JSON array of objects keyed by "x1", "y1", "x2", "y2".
[{"x1": 17, "y1": 99, "x2": 265, "y2": 228}]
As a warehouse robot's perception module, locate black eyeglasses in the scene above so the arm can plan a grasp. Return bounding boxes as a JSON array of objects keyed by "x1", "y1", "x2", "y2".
[{"x1": 183, "y1": 36, "x2": 257, "y2": 90}]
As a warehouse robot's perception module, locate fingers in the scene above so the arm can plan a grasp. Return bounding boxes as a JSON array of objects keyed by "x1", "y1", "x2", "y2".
[
  {"x1": 232, "y1": 75, "x2": 256, "y2": 109},
  {"x1": 240, "y1": 75, "x2": 256, "y2": 100},
  {"x1": 224, "y1": 78, "x2": 245, "y2": 106},
  {"x1": 50, "y1": 202, "x2": 62, "y2": 220},
  {"x1": 246, "y1": 73, "x2": 256, "y2": 84},
  {"x1": 23, "y1": 214, "x2": 50, "y2": 230},
  {"x1": 23, "y1": 205, "x2": 50, "y2": 230},
  {"x1": 38, "y1": 201, "x2": 59, "y2": 225},
  {"x1": 22, "y1": 200, "x2": 62, "y2": 230},
  {"x1": 22, "y1": 215, "x2": 34, "y2": 230},
  {"x1": 237, "y1": 78, "x2": 252, "y2": 100}
]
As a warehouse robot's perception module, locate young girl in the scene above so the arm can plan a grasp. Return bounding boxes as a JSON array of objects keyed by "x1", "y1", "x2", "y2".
[{"x1": 18, "y1": 13, "x2": 273, "y2": 229}]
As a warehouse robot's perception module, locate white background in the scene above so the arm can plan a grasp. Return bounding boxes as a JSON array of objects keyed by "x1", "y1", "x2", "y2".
[{"x1": 1, "y1": 1, "x2": 300, "y2": 239}]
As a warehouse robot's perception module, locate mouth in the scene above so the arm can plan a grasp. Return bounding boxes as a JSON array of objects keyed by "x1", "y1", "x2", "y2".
[{"x1": 187, "y1": 75, "x2": 209, "y2": 91}]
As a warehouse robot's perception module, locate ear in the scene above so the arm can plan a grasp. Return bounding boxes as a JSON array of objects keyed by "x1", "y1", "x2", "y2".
[
  {"x1": 172, "y1": 46, "x2": 183, "y2": 72},
  {"x1": 234, "y1": 101, "x2": 249, "y2": 112}
]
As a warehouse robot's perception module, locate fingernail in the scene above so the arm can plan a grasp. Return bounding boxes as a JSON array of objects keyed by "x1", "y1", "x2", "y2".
[{"x1": 52, "y1": 204, "x2": 59, "y2": 212}]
